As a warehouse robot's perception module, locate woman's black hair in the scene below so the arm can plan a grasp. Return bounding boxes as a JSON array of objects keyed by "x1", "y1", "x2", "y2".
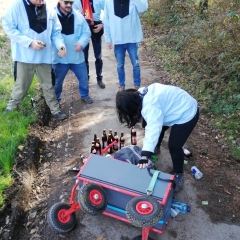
[{"x1": 116, "y1": 89, "x2": 142, "y2": 128}]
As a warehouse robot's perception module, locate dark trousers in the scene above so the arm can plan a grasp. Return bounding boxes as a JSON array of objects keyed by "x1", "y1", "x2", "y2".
[
  {"x1": 157, "y1": 108, "x2": 199, "y2": 173},
  {"x1": 83, "y1": 36, "x2": 103, "y2": 81}
]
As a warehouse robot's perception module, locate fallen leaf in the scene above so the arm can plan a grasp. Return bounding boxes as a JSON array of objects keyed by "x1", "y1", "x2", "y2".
[
  {"x1": 97, "y1": 236, "x2": 104, "y2": 240},
  {"x1": 18, "y1": 145, "x2": 24, "y2": 151},
  {"x1": 223, "y1": 188, "x2": 231, "y2": 194}
]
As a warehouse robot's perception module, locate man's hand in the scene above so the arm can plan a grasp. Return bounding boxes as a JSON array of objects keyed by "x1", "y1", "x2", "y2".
[
  {"x1": 107, "y1": 42, "x2": 113, "y2": 49},
  {"x1": 30, "y1": 40, "x2": 46, "y2": 50},
  {"x1": 93, "y1": 24, "x2": 103, "y2": 33},
  {"x1": 58, "y1": 46, "x2": 66, "y2": 58},
  {"x1": 74, "y1": 42, "x2": 82, "y2": 52}
]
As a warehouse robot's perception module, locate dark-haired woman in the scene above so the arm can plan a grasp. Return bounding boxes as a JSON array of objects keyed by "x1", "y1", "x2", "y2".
[{"x1": 116, "y1": 83, "x2": 199, "y2": 192}]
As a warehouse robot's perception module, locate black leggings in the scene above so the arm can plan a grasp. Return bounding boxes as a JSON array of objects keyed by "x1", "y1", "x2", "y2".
[{"x1": 157, "y1": 108, "x2": 199, "y2": 173}]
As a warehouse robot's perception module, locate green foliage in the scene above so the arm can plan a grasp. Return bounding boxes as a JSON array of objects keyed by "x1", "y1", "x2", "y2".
[
  {"x1": 0, "y1": 174, "x2": 12, "y2": 206},
  {"x1": 0, "y1": 75, "x2": 38, "y2": 205},
  {"x1": 142, "y1": 0, "x2": 240, "y2": 158}
]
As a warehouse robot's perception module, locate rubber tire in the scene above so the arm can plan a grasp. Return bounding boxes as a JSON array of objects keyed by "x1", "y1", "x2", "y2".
[
  {"x1": 78, "y1": 183, "x2": 107, "y2": 215},
  {"x1": 47, "y1": 202, "x2": 76, "y2": 234},
  {"x1": 126, "y1": 196, "x2": 163, "y2": 228}
]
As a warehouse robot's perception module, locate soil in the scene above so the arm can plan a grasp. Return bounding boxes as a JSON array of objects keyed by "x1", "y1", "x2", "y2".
[{"x1": 0, "y1": 41, "x2": 240, "y2": 240}]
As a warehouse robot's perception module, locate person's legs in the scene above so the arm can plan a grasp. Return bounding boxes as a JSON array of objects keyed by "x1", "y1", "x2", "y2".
[
  {"x1": 83, "y1": 43, "x2": 90, "y2": 80},
  {"x1": 6, "y1": 62, "x2": 34, "y2": 110},
  {"x1": 52, "y1": 64, "x2": 69, "y2": 102},
  {"x1": 92, "y1": 37, "x2": 104, "y2": 83},
  {"x1": 71, "y1": 63, "x2": 91, "y2": 99},
  {"x1": 114, "y1": 44, "x2": 126, "y2": 88},
  {"x1": 168, "y1": 109, "x2": 199, "y2": 173},
  {"x1": 126, "y1": 43, "x2": 141, "y2": 87},
  {"x1": 36, "y1": 64, "x2": 61, "y2": 115},
  {"x1": 168, "y1": 109, "x2": 199, "y2": 191},
  {"x1": 154, "y1": 126, "x2": 169, "y2": 154}
]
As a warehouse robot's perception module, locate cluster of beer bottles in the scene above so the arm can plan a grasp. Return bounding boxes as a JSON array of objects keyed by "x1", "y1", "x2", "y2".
[{"x1": 91, "y1": 127, "x2": 137, "y2": 155}]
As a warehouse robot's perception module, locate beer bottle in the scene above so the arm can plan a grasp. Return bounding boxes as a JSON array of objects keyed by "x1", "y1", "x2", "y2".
[
  {"x1": 131, "y1": 126, "x2": 137, "y2": 145},
  {"x1": 109, "y1": 129, "x2": 114, "y2": 141},
  {"x1": 107, "y1": 134, "x2": 113, "y2": 154},
  {"x1": 95, "y1": 138, "x2": 102, "y2": 155},
  {"x1": 113, "y1": 130, "x2": 119, "y2": 151},
  {"x1": 102, "y1": 129, "x2": 108, "y2": 149},
  {"x1": 120, "y1": 132, "x2": 125, "y2": 149},
  {"x1": 90, "y1": 141, "x2": 96, "y2": 154},
  {"x1": 94, "y1": 134, "x2": 97, "y2": 143}
]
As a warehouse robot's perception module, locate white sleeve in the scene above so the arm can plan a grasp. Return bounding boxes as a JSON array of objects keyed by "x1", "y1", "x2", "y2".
[{"x1": 142, "y1": 105, "x2": 163, "y2": 152}]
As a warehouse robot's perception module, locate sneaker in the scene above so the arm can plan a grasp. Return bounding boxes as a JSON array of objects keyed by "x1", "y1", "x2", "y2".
[
  {"x1": 118, "y1": 86, "x2": 125, "y2": 92},
  {"x1": 52, "y1": 112, "x2": 67, "y2": 120},
  {"x1": 154, "y1": 146, "x2": 161, "y2": 155},
  {"x1": 97, "y1": 81, "x2": 105, "y2": 89},
  {"x1": 174, "y1": 173, "x2": 184, "y2": 192},
  {"x1": 81, "y1": 96, "x2": 93, "y2": 104}
]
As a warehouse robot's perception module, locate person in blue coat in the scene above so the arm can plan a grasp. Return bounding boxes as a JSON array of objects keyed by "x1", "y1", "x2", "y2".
[
  {"x1": 103, "y1": 0, "x2": 148, "y2": 91},
  {"x1": 116, "y1": 83, "x2": 199, "y2": 192},
  {"x1": 2, "y1": 0, "x2": 67, "y2": 120},
  {"x1": 73, "y1": 0, "x2": 106, "y2": 89},
  {"x1": 52, "y1": 0, "x2": 93, "y2": 104}
]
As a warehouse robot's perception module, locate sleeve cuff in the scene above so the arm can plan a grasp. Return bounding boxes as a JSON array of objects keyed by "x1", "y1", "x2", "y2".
[{"x1": 141, "y1": 150, "x2": 153, "y2": 158}]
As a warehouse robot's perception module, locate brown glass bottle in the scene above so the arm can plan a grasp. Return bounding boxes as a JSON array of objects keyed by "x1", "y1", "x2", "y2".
[
  {"x1": 90, "y1": 141, "x2": 96, "y2": 154},
  {"x1": 113, "y1": 130, "x2": 119, "y2": 151},
  {"x1": 94, "y1": 134, "x2": 97, "y2": 143},
  {"x1": 131, "y1": 126, "x2": 137, "y2": 145},
  {"x1": 102, "y1": 129, "x2": 108, "y2": 149},
  {"x1": 109, "y1": 129, "x2": 114, "y2": 141},
  {"x1": 107, "y1": 134, "x2": 113, "y2": 154},
  {"x1": 95, "y1": 138, "x2": 102, "y2": 155},
  {"x1": 120, "y1": 132, "x2": 125, "y2": 149}
]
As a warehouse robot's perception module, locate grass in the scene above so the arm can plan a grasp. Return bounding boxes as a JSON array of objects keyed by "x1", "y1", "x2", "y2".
[
  {"x1": 141, "y1": 0, "x2": 240, "y2": 159},
  {"x1": 0, "y1": 74, "x2": 39, "y2": 206}
]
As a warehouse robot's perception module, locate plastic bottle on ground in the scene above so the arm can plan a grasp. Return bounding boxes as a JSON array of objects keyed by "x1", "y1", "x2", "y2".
[{"x1": 191, "y1": 166, "x2": 203, "y2": 179}]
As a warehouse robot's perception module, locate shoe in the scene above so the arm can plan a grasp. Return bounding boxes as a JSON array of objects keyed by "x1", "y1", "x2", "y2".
[
  {"x1": 2, "y1": 109, "x2": 12, "y2": 114},
  {"x1": 174, "y1": 173, "x2": 184, "y2": 192},
  {"x1": 97, "y1": 81, "x2": 105, "y2": 89},
  {"x1": 154, "y1": 146, "x2": 161, "y2": 155},
  {"x1": 81, "y1": 96, "x2": 93, "y2": 104},
  {"x1": 52, "y1": 112, "x2": 67, "y2": 120},
  {"x1": 118, "y1": 86, "x2": 125, "y2": 92}
]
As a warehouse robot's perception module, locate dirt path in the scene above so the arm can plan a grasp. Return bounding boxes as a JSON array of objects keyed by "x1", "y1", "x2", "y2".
[{"x1": 1, "y1": 39, "x2": 240, "y2": 239}]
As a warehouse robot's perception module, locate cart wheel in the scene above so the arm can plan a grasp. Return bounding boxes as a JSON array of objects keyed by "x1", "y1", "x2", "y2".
[
  {"x1": 126, "y1": 196, "x2": 162, "y2": 228},
  {"x1": 132, "y1": 236, "x2": 154, "y2": 240},
  {"x1": 47, "y1": 202, "x2": 76, "y2": 234},
  {"x1": 78, "y1": 183, "x2": 107, "y2": 215}
]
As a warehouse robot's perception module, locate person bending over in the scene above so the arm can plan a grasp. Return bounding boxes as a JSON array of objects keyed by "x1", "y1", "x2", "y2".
[{"x1": 116, "y1": 83, "x2": 199, "y2": 192}]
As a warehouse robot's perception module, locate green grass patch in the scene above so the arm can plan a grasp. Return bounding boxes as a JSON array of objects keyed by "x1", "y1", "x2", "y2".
[
  {"x1": 0, "y1": 75, "x2": 39, "y2": 206},
  {"x1": 0, "y1": 174, "x2": 12, "y2": 206}
]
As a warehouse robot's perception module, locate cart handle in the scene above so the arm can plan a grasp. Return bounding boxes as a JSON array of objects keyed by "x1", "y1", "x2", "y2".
[{"x1": 100, "y1": 140, "x2": 117, "y2": 156}]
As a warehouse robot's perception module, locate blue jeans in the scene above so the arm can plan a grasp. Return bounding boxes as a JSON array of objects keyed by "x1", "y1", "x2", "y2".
[
  {"x1": 114, "y1": 43, "x2": 141, "y2": 87},
  {"x1": 53, "y1": 62, "x2": 89, "y2": 102},
  {"x1": 83, "y1": 36, "x2": 103, "y2": 81}
]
